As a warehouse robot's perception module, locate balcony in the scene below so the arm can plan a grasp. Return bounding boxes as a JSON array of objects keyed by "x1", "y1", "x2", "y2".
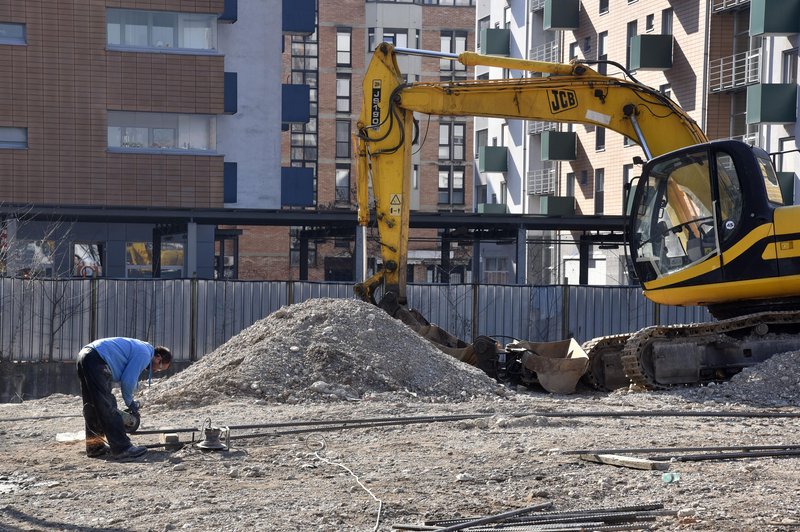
[
  {"x1": 477, "y1": 203, "x2": 508, "y2": 214},
  {"x1": 282, "y1": 84, "x2": 311, "y2": 124},
  {"x1": 281, "y1": 167, "x2": 314, "y2": 207},
  {"x1": 750, "y1": 0, "x2": 800, "y2": 35},
  {"x1": 629, "y1": 35, "x2": 673, "y2": 71},
  {"x1": 708, "y1": 48, "x2": 761, "y2": 92},
  {"x1": 528, "y1": 120, "x2": 558, "y2": 135},
  {"x1": 480, "y1": 29, "x2": 510, "y2": 56},
  {"x1": 529, "y1": 41, "x2": 560, "y2": 63},
  {"x1": 541, "y1": 131, "x2": 576, "y2": 161},
  {"x1": 543, "y1": 0, "x2": 579, "y2": 31},
  {"x1": 527, "y1": 165, "x2": 556, "y2": 195},
  {"x1": 746, "y1": 83, "x2": 798, "y2": 124},
  {"x1": 711, "y1": 0, "x2": 750, "y2": 12},
  {"x1": 283, "y1": 0, "x2": 315, "y2": 35},
  {"x1": 479, "y1": 146, "x2": 508, "y2": 172},
  {"x1": 539, "y1": 195, "x2": 575, "y2": 216},
  {"x1": 530, "y1": 0, "x2": 545, "y2": 12}
]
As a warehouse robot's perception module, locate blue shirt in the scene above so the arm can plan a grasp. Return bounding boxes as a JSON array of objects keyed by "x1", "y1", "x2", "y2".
[{"x1": 87, "y1": 337, "x2": 154, "y2": 407}]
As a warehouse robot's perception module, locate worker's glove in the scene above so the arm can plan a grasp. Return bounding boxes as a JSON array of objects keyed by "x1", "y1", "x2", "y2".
[{"x1": 127, "y1": 400, "x2": 140, "y2": 415}]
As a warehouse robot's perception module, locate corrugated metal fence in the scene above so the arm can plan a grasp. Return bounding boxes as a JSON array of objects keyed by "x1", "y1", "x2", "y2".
[{"x1": 0, "y1": 278, "x2": 711, "y2": 363}]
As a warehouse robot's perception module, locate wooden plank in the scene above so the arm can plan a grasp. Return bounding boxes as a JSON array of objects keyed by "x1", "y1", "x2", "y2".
[{"x1": 579, "y1": 453, "x2": 670, "y2": 470}]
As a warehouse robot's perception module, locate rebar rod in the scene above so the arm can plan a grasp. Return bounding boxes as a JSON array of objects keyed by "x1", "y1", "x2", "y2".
[
  {"x1": 430, "y1": 502, "x2": 553, "y2": 532},
  {"x1": 562, "y1": 443, "x2": 800, "y2": 455}
]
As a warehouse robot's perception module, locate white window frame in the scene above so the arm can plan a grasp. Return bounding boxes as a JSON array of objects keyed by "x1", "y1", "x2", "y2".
[
  {"x1": 106, "y1": 9, "x2": 218, "y2": 54},
  {"x1": 107, "y1": 111, "x2": 217, "y2": 154}
]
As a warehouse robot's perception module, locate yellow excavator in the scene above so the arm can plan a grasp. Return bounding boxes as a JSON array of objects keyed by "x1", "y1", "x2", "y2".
[{"x1": 355, "y1": 42, "x2": 799, "y2": 391}]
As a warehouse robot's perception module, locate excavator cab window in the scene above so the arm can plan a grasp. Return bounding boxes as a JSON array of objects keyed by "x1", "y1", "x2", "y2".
[
  {"x1": 756, "y1": 152, "x2": 785, "y2": 205},
  {"x1": 631, "y1": 148, "x2": 722, "y2": 282}
]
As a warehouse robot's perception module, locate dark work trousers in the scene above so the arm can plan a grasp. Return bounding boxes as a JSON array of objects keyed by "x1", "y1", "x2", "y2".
[{"x1": 76, "y1": 347, "x2": 131, "y2": 454}]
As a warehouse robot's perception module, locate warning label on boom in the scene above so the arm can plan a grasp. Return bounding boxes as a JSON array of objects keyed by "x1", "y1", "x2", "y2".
[{"x1": 389, "y1": 194, "x2": 401, "y2": 216}]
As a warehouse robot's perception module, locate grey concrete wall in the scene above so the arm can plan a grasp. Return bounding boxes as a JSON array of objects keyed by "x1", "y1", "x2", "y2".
[{"x1": 217, "y1": 0, "x2": 283, "y2": 209}]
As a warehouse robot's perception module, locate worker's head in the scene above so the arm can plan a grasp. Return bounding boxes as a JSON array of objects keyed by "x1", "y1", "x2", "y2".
[{"x1": 152, "y1": 346, "x2": 172, "y2": 372}]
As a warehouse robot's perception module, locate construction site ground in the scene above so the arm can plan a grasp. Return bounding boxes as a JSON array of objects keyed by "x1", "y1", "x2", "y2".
[{"x1": 1, "y1": 299, "x2": 799, "y2": 531}]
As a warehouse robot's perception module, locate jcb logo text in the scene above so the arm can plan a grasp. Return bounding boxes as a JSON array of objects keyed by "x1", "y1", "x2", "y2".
[{"x1": 548, "y1": 89, "x2": 578, "y2": 114}]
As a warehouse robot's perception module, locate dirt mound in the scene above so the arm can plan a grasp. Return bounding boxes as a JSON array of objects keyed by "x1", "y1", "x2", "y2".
[
  {"x1": 673, "y1": 350, "x2": 800, "y2": 407},
  {"x1": 143, "y1": 298, "x2": 504, "y2": 408}
]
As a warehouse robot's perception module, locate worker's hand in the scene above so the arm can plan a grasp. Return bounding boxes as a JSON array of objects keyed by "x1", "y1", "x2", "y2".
[{"x1": 128, "y1": 400, "x2": 140, "y2": 415}]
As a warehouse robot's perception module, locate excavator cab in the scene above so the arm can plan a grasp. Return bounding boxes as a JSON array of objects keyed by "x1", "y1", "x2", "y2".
[{"x1": 628, "y1": 139, "x2": 789, "y2": 314}]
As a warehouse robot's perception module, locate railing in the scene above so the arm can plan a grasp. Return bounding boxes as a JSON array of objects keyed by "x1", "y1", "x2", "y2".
[
  {"x1": 528, "y1": 120, "x2": 558, "y2": 135},
  {"x1": 530, "y1": 0, "x2": 545, "y2": 11},
  {"x1": 0, "y1": 278, "x2": 710, "y2": 364},
  {"x1": 528, "y1": 165, "x2": 557, "y2": 195},
  {"x1": 711, "y1": 0, "x2": 750, "y2": 13},
  {"x1": 530, "y1": 40, "x2": 560, "y2": 63},
  {"x1": 708, "y1": 48, "x2": 761, "y2": 92}
]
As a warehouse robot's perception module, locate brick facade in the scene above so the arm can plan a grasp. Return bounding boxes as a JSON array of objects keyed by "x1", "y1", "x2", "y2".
[{"x1": 0, "y1": 0, "x2": 225, "y2": 208}]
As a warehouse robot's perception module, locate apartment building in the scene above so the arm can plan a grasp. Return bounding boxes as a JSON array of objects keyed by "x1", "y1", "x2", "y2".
[
  {"x1": 0, "y1": 0, "x2": 312, "y2": 279},
  {"x1": 236, "y1": 0, "x2": 477, "y2": 282},
  {"x1": 476, "y1": 0, "x2": 799, "y2": 286}
]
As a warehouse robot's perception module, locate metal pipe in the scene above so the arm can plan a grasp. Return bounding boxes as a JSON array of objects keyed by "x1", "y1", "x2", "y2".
[
  {"x1": 133, "y1": 408, "x2": 800, "y2": 436},
  {"x1": 627, "y1": 112, "x2": 653, "y2": 160},
  {"x1": 649, "y1": 449, "x2": 800, "y2": 462}
]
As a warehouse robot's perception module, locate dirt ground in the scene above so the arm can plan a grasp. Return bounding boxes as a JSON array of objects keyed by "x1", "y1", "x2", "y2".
[
  {"x1": 2, "y1": 387, "x2": 800, "y2": 532},
  {"x1": 2, "y1": 300, "x2": 800, "y2": 531}
]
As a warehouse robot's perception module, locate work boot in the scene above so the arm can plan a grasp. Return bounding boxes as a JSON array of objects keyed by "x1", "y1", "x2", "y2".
[
  {"x1": 86, "y1": 443, "x2": 111, "y2": 458},
  {"x1": 112, "y1": 445, "x2": 147, "y2": 460}
]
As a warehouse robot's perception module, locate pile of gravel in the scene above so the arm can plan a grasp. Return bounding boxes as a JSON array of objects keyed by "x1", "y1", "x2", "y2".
[
  {"x1": 673, "y1": 350, "x2": 800, "y2": 407},
  {"x1": 143, "y1": 298, "x2": 505, "y2": 408}
]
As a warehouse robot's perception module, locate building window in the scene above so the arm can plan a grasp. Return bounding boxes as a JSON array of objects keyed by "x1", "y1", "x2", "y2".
[
  {"x1": 126, "y1": 241, "x2": 184, "y2": 278},
  {"x1": 0, "y1": 22, "x2": 26, "y2": 45},
  {"x1": 566, "y1": 172, "x2": 575, "y2": 197},
  {"x1": 623, "y1": 163, "x2": 634, "y2": 214},
  {"x1": 336, "y1": 74, "x2": 351, "y2": 113},
  {"x1": 336, "y1": 28, "x2": 351, "y2": 66},
  {"x1": 661, "y1": 8, "x2": 673, "y2": 35},
  {"x1": 475, "y1": 128, "x2": 487, "y2": 158},
  {"x1": 626, "y1": 21, "x2": 637, "y2": 70},
  {"x1": 108, "y1": 112, "x2": 216, "y2": 152},
  {"x1": 368, "y1": 28, "x2": 375, "y2": 53},
  {"x1": 439, "y1": 122, "x2": 466, "y2": 160},
  {"x1": 597, "y1": 31, "x2": 608, "y2": 75},
  {"x1": 484, "y1": 256, "x2": 509, "y2": 284},
  {"x1": 477, "y1": 16, "x2": 490, "y2": 49},
  {"x1": 335, "y1": 164, "x2": 350, "y2": 205},
  {"x1": 289, "y1": 228, "x2": 318, "y2": 267},
  {"x1": 440, "y1": 31, "x2": 467, "y2": 72},
  {"x1": 782, "y1": 48, "x2": 798, "y2": 84},
  {"x1": 583, "y1": 37, "x2": 591, "y2": 54},
  {"x1": 438, "y1": 166, "x2": 465, "y2": 205},
  {"x1": 594, "y1": 168, "x2": 604, "y2": 214},
  {"x1": 646, "y1": 14, "x2": 655, "y2": 32},
  {"x1": 73, "y1": 243, "x2": 104, "y2": 278},
  {"x1": 599, "y1": 0, "x2": 609, "y2": 14},
  {"x1": 336, "y1": 120, "x2": 350, "y2": 158},
  {"x1": 413, "y1": 164, "x2": 419, "y2": 190},
  {"x1": 106, "y1": 9, "x2": 217, "y2": 52},
  {"x1": 0, "y1": 127, "x2": 27, "y2": 149},
  {"x1": 569, "y1": 42, "x2": 579, "y2": 60},
  {"x1": 595, "y1": 127, "x2": 605, "y2": 151},
  {"x1": 383, "y1": 28, "x2": 408, "y2": 48}
]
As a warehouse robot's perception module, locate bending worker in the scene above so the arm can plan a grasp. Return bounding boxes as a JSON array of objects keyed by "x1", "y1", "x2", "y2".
[{"x1": 76, "y1": 337, "x2": 171, "y2": 460}]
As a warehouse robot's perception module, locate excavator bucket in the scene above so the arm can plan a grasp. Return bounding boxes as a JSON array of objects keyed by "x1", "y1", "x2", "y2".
[{"x1": 506, "y1": 338, "x2": 589, "y2": 394}]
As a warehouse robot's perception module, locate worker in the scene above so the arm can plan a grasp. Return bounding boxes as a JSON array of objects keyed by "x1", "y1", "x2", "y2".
[{"x1": 76, "y1": 337, "x2": 171, "y2": 460}]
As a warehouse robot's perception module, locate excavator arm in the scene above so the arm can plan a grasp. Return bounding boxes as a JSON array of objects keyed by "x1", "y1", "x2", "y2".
[{"x1": 355, "y1": 42, "x2": 707, "y2": 306}]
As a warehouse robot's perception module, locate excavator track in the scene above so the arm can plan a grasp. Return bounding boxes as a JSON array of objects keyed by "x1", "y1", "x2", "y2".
[
  {"x1": 616, "y1": 310, "x2": 800, "y2": 390},
  {"x1": 581, "y1": 334, "x2": 632, "y2": 391}
]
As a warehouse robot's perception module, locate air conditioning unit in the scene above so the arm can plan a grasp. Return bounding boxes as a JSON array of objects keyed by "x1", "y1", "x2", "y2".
[{"x1": 222, "y1": 256, "x2": 234, "y2": 267}]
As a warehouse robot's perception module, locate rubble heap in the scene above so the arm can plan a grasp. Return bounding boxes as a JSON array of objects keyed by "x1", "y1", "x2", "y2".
[{"x1": 143, "y1": 298, "x2": 504, "y2": 408}]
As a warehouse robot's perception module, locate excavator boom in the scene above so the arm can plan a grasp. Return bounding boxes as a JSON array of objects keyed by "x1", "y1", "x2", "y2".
[{"x1": 355, "y1": 43, "x2": 798, "y2": 393}]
